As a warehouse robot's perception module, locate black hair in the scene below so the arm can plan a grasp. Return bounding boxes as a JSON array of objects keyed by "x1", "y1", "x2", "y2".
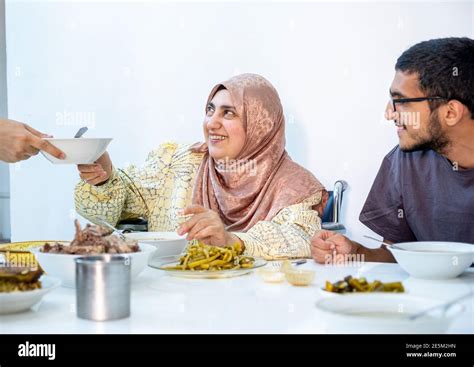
[{"x1": 395, "y1": 37, "x2": 474, "y2": 118}]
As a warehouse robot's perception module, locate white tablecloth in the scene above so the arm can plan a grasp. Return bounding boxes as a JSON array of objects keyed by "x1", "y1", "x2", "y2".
[{"x1": 1, "y1": 261, "x2": 473, "y2": 334}]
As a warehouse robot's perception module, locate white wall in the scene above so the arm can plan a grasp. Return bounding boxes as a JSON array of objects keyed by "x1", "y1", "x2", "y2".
[
  {"x1": 6, "y1": 1, "x2": 473, "y2": 245},
  {"x1": 0, "y1": 0, "x2": 9, "y2": 241}
]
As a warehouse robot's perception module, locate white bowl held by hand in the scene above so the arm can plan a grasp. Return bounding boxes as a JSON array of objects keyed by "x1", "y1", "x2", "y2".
[
  {"x1": 32, "y1": 243, "x2": 156, "y2": 288},
  {"x1": 41, "y1": 138, "x2": 112, "y2": 164},
  {"x1": 124, "y1": 232, "x2": 187, "y2": 257},
  {"x1": 388, "y1": 241, "x2": 473, "y2": 280}
]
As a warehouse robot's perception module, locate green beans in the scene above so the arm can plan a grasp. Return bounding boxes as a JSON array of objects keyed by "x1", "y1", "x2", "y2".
[
  {"x1": 325, "y1": 275, "x2": 405, "y2": 293},
  {"x1": 166, "y1": 241, "x2": 255, "y2": 271}
]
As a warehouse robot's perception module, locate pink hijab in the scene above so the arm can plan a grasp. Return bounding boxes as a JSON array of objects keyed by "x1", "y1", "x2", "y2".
[{"x1": 191, "y1": 74, "x2": 325, "y2": 232}]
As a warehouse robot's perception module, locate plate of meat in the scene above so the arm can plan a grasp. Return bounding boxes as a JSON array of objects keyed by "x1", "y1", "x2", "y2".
[{"x1": 30, "y1": 220, "x2": 156, "y2": 287}]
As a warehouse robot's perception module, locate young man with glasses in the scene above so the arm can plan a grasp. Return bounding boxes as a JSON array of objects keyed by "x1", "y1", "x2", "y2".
[{"x1": 312, "y1": 37, "x2": 474, "y2": 263}]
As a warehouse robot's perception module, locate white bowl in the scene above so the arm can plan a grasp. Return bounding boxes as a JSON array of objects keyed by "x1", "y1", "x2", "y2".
[
  {"x1": 388, "y1": 242, "x2": 473, "y2": 280},
  {"x1": 315, "y1": 294, "x2": 464, "y2": 333},
  {"x1": 31, "y1": 243, "x2": 156, "y2": 288},
  {"x1": 41, "y1": 138, "x2": 112, "y2": 164},
  {"x1": 0, "y1": 275, "x2": 61, "y2": 314},
  {"x1": 124, "y1": 232, "x2": 187, "y2": 257}
]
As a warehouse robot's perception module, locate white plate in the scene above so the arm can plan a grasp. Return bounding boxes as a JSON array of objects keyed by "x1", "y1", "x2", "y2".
[
  {"x1": 315, "y1": 294, "x2": 464, "y2": 333},
  {"x1": 124, "y1": 232, "x2": 187, "y2": 257},
  {"x1": 41, "y1": 138, "x2": 112, "y2": 164},
  {"x1": 0, "y1": 275, "x2": 61, "y2": 314},
  {"x1": 317, "y1": 287, "x2": 408, "y2": 298},
  {"x1": 31, "y1": 242, "x2": 156, "y2": 288},
  {"x1": 149, "y1": 255, "x2": 267, "y2": 279},
  {"x1": 388, "y1": 241, "x2": 474, "y2": 280}
]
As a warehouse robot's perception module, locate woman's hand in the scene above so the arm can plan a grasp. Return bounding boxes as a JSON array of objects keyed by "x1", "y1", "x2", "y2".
[
  {"x1": 177, "y1": 205, "x2": 242, "y2": 248},
  {"x1": 77, "y1": 151, "x2": 113, "y2": 186}
]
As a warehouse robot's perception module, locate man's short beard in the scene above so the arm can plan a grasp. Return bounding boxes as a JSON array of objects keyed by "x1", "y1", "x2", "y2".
[{"x1": 401, "y1": 111, "x2": 450, "y2": 154}]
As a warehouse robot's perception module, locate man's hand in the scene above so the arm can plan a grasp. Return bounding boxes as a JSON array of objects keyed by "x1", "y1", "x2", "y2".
[
  {"x1": 0, "y1": 119, "x2": 65, "y2": 163},
  {"x1": 311, "y1": 230, "x2": 359, "y2": 264}
]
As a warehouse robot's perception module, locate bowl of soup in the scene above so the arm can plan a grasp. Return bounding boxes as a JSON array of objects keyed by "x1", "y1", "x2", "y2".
[
  {"x1": 387, "y1": 242, "x2": 473, "y2": 280},
  {"x1": 124, "y1": 232, "x2": 187, "y2": 257}
]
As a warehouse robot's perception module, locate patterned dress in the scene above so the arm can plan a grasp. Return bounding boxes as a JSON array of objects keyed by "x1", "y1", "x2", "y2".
[{"x1": 74, "y1": 142, "x2": 324, "y2": 259}]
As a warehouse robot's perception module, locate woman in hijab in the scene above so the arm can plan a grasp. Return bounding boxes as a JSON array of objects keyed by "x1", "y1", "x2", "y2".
[{"x1": 75, "y1": 74, "x2": 328, "y2": 259}]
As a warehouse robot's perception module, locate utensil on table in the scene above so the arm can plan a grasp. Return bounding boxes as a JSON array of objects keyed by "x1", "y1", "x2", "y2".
[
  {"x1": 409, "y1": 290, "x2": 474, "y2": 320},
  {"x1": 270, "y1": 259, "x2": 307, "y2": 270}
]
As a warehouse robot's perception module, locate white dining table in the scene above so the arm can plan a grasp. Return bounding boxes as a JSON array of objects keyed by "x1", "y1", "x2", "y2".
[{"x1": 1, "y1": 261, "x2": 473, "y2": 334}]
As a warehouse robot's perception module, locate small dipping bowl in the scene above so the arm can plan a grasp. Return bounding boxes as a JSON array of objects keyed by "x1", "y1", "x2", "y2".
[
  {"x1": 258, "y1": 268, "x2": 286, "y2": 283},
  {"x1": 285, "y1": 269, "x2": 315, "y2": 286}
]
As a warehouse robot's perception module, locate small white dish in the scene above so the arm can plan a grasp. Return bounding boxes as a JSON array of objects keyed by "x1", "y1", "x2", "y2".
[
  {"x1": 32, "y1": 242, "x2": 156, "y2": 288},
  {"x1": 0, "y1": 275, "x2": 61, "y2": 314},
  {"x1": 285, "y1": 269, "x2": 315, "y2": 286},
  {"x1": 315, "y1": 294, "x2": 464, "y2": 333},
  {"x1": 388, "y1": 241, "x2": 473, "y2": 280},
  {"x1": 124, "y1": 232, "x2": 187, "y2": 257},
  {"x1": 257, "y1": 268, "x2": 286, "y2": 283},
  {"x1": 41, "y1": 138, "x2": 112, "y2": 164}
]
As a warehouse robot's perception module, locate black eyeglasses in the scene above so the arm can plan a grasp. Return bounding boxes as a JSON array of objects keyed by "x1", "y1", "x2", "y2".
[{"x1": 391, "y1": 96, "x2": 446, "y2": 112}]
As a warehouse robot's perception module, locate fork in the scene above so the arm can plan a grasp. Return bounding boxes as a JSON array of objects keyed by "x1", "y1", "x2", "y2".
[
  {"x1": 177, "y1": 213, "x2": 193, "y2": 225},
  {"x1": 94, "y1": 217, "x2": 127, "y2": 240},
  {"x1": 270, "y1": 259, "x2": 307, "y2": 269}
]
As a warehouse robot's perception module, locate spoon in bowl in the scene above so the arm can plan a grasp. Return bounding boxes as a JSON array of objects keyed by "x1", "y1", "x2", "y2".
[
  {"x1": 363, "y1": 235, "x2": 406, "y2": 251},
  {"x1": 74, "y1": 126, "x2": 88, "y2": 138}
]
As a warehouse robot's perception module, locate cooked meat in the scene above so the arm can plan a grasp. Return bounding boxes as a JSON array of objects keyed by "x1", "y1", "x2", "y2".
[{"x1": 41, "y1": 219, "x2": 140, "y2": 255}]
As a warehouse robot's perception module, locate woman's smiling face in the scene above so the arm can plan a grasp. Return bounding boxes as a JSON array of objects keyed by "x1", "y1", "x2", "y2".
[{"x1": 203, "y1": 88, "x2": 246, "y2": 161}]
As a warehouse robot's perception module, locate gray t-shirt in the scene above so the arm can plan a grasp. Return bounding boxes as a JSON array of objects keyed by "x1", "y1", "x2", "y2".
[{"x1": 359, "y1": 146, "x2": 474, "y2": 243}]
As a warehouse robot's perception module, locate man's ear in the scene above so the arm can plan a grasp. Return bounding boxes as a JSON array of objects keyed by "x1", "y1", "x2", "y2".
[{"x1": 442, "y1": 100, "x2": 466, "y2": 127}]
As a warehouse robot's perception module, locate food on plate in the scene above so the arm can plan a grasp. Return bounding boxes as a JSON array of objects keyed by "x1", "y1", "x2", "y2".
[
  {"x1": 41, "y1": 220, "x2": 140, "y2": 255},
  {"x1": 164, "y1": 241, "x2": 254, "y2": 271},
  {"x1": 324, "y1": 275, "x2": 405, "y2": 293},
  {"x1": 0, "y1": 265, "x2": 43, "y2": 292}
]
